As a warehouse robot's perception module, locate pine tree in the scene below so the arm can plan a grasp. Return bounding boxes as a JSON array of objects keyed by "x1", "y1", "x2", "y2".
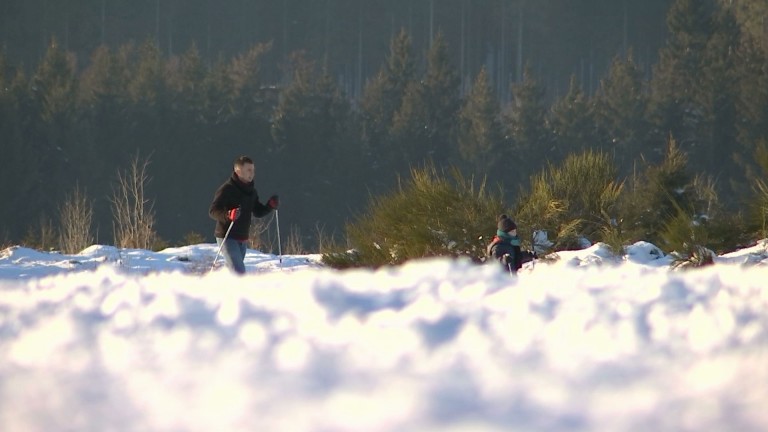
[
  {"x1": 360, "y1": 29, "x2": 416, "y2": 180},
  {"x1": 32, "y1": 38, "x2": 78, "y2": 124},
  {"x1": 505, "y1": 65, "x2": 551, "y2": 186},
  {"x1": 696, "y1": 3, "x2": 742, "y2": 179},
  {"x1": 733, "y1": 12, "x2": 768, "y2": 181},
  {"x1": 621, "y1": 137, "x2": 699, "y2": 246},
  {"x1": 549, "y1": 75, "x2": 598, "y2": 162},
  {"x1": 76, "y1": 44, "x2": 129, "y2": 198},
  {"x1": 0, "y1": 48, "x2": 7, "y2": 94},
  {"x1": 166, "y1": 43, "x2": 207, "y2": 114},
  {"x1": 390, "y1": 33, "x2": 460, "y2": 169},
  {"x1": 593, "y1": 52, "x2": 650, "y2": 174},
  {"x1": 389, "y1": 79, "x2": 426, "y2": 169},
  {"x1": 23, "y1": 39, "x2": 81, "y2": 237},
  {"x1": 112, "y1": 43, "x2": 139, "y2": 105},
  {"x1": 79, "y1": 45, "x2": 122, "y2": 107},
  {"x1": 457, "y1": 66, "x2": 504, "y2": 176},
  {"x1": 648, "y1": 0, "x2": 712, "y2": 155},
  {"x1": 272, "y1": 51, "x2": 350, "y2": 178},
  {"x1": 0, "y1": 52, "x2": 30, "y2": 239},
  {"x1": 228, "y1": 42, "x2": 275, "y2": 153},
  {"x1": 202, "y1": 57, "x2": 236, "y2": 125},
  {"x1": 728, "y1": 0, "x2": 768, "y2": 45},
  {"x1": 271, "y1": 51, "x2": 354, "y2": 241},
  {"x1": 229, "y1": 42, "x2": 273, "y2": 119},
  {"x1": 0, "y1": 48, "x2": 12, "y2": 134},
  {"x1": 128, "y1": 38, "x2": 165, "y2": 107},
  {"x1": 162, "y1": 43, "x2": 210, "y2": 203}
]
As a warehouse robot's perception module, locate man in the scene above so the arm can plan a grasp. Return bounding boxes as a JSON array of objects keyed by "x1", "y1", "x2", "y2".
[
  {"x1": 487, "y1": 214, "x2": 536, "y2": 274},
  {"x1": 209, "y1": 156, "x2": 278, "y2": 274}
]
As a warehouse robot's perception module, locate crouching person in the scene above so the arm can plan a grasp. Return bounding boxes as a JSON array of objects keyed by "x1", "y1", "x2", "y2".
[{"x1": 487, "y1": 214, "x2": 536, "y2": 274}]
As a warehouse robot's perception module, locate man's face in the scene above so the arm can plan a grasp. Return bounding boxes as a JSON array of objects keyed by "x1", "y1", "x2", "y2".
[{"x1": 235, "y1": 162, "x2": 255, "y2": 183}]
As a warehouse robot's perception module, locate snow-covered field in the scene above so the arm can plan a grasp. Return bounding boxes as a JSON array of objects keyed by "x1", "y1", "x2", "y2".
[{"x1": 1, "y1": 241, "x2": 767, "y2": 431}]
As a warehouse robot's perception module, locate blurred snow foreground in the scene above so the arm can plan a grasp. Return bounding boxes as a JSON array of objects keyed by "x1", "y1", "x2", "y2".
[{"x1": 1, "y1": 241, "x2": 768, "y2": 432}]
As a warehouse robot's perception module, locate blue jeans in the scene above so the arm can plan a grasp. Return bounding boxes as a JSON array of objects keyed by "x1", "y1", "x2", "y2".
[{"x1": 216, "y1": 238, "x2": 247, "y2": 274}]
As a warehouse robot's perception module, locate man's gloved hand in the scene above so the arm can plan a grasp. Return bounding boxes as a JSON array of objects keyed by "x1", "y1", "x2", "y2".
[
  {"x1": 267, "y1": 195, "x2": 279, "y2": 210},
  {"x1": 227, "y1": 207, "x2": 241, "y2": 221},
  {"x1": 502, "y1": 254, "x2": 513, "y2": 265}
]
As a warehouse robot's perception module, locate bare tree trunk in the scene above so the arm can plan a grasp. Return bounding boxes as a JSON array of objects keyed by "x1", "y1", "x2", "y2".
[
  {"x1": 101, "y1": 0, "x2": 106, "y2": 45},
  {"x1": 517, "y1": 0, "x2": 524, "y2": 83},
  {"x1": 282, "y1": 0, "x2": 288, "y2": 59},
  {"x1": 460, "y1": 0, "x2": 466, "y2": 90},
  {"x1": 623, "y1": 0, "x2": 628, "y2": 57},
  {"x1": 357, "y1": 6, "x2": 363, "y2": 100},
  {"x1": 167, "y1": 1, "x2": 173, "y2": 56},
  {"x1": 64, "y1": 5, "x2": 70, "y2": 51},
  {"x1": 324, "y1": 0, "x2": 331, "y2": 61},
  {"x1": 156, "y1": 0, "x2": 161, "y2": 46},
  {"x1": 499, "y1": 1, "x2": 506, "y2": 100},
  {"x1": 429, "y1": 0, "x2": 434, "y2": 47}
]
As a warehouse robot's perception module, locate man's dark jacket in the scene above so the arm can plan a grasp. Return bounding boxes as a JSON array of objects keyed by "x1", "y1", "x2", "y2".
[{"x1": 209, "y1": 173, "x2": 272, "y2": 241}]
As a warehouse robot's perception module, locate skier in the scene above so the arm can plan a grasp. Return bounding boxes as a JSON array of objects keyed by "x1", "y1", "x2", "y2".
[
  {"x1": 487, "y1": 214, "x2": 536, "y2": 274},
  {"x1": 209, "y1": 156, "x2": 279, "y2": 274}
]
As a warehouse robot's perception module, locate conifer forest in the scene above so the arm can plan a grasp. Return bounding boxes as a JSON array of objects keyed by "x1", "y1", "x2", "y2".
[{"x1": 2, "y1": 0, "x2": 768, "y2": 251}]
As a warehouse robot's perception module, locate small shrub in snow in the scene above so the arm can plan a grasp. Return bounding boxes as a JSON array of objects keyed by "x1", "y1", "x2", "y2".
[
  {"x1": 335, "y1": 165, "x2": 504, "y2": 267},
  {"x1": 58, "y1": 184, "x2": 94, "y2": 254},
  {"x1": 514, "y1": 150, "x2": 624, "y2": 251},
  {"x1": 671, "y1": 244, "x2": 716, "y2": 270},
  {"x1": 110, "y1": 155, "x2": 158, "y2": 250}
]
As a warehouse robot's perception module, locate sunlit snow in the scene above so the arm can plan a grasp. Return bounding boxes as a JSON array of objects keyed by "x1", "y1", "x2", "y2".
[{"x1": 1, "y1": 241, "x2": 767, "y2": 431}]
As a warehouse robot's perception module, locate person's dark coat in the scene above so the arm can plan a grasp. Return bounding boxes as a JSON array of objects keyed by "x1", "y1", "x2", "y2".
[
  {"x1": 487, "y1": 232, "x2": 535, "y2": 273},
  {"x1": 209, "y1": 173, "x2": 272, "y2": 241}
]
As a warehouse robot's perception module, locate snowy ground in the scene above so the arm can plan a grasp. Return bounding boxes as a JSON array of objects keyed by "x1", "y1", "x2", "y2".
[{"x1": 1, "y1": 241, "x2": 767, "y2": 431}]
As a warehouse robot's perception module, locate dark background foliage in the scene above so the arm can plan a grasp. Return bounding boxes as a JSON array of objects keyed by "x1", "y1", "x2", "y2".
[{"x1": 1, "y1": 0, "x2": 767, "y2": 252}]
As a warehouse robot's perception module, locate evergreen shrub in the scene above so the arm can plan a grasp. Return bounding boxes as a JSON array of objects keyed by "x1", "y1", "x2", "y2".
[
  {"x1": 750, "y1": 142, "x2": 768, "y2": 240},
  {"x1": 323, "y1": 165, "x2": 504, "y2": 268},
  {"x1": 513, "y1": 150, "x2": 624, "y2": 251},
  {"x1": 670, "y1": 244, "x2": 716, "y2": 270}
]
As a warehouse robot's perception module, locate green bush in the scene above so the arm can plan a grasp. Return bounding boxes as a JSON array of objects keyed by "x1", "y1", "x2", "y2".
[
  {"x1": 599, "y1": 221, "x2": 627, "y2": 257},
  {"x1": 620, "y1": 138, "x2": 698, "y2": 246},
  {"x1": 514, "y1": 150, "x2": 624, "y2": 251},
  {"x1": 632, "y1": 140, "x2": 750, "y2": 255},
  {"x1": 658, "y1": 205, "x2": 710, "y2": 254},
  {"x1": 325, "y1": 165, "x2": 505, "y2": 268},
  {"x1": 749, "y1": 142, "x2": 768, "y2": 240},
  {"x1": 320, "y1": 249, "x2": 363, "y2": 269}
]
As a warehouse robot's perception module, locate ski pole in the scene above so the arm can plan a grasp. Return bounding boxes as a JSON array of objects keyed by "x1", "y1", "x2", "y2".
[
  {"x1": 211, "y1": 220, "x2": 234, "y2": 272},
  {"x1": 275, "y1": 209, "x2": 282, "y2": 267},
  {"x1": 531, "y1": 230, "x2": 536, "y2": 270}
]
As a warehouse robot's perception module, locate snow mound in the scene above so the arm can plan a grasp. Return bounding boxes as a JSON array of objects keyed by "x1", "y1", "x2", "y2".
[{"x1": 1, "y1": 256, "x2": 767, "y2": 431}]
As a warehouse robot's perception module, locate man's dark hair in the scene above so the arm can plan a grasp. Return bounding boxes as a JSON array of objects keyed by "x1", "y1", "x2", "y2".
[{"x1": 234, "y1": 156, "x2": 253, "y2": 167}]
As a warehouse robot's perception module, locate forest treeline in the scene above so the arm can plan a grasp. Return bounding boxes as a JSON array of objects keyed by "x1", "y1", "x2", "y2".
[
  {"x1": 1, "y1": 0, "x2": 768, "y2": 253},
  {"x1": 3, "y1": 0, "x2": 674, "y2": 100}
]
